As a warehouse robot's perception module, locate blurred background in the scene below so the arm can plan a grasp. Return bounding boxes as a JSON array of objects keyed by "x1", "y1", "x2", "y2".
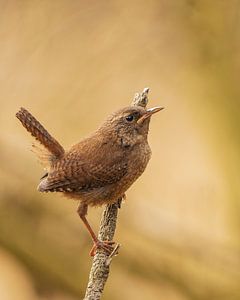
[{"x1": 0, "y1": 1, "x2": 240, "y2": 299}]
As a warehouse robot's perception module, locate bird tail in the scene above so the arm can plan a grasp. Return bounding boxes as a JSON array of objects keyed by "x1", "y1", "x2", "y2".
[{"x1": 16, "y1": 108, "x2": 65, "y2": 165}]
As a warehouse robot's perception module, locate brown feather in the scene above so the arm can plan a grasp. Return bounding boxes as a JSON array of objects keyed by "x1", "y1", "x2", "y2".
[
  {"x1": 16, "y1": 108, "x2": 65, "y2": 161},
  {"x1": 17, "y1": 106, "x2": 154, "y2": 207}
]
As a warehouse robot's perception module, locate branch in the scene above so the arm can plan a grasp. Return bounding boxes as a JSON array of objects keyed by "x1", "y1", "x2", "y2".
[{"x1": 83, "y1": 88, "x2": 149, "y2": 300}]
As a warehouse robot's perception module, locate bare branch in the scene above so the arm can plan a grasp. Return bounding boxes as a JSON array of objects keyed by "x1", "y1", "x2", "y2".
[
  {"x1": 83, "y1": 88, "x2": 150, "y2": 299},
  {"x1": 83, "y1": 202, "x2": 119, "y2": 300}
]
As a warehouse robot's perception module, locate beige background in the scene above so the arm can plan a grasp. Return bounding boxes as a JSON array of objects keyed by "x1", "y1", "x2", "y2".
[{"x1": 0, "y1": 1, "x2": 240, "y2": 299}]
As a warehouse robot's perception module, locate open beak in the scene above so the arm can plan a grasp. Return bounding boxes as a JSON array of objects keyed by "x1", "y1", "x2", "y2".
[{"x1": 137, "y1": 106, "x2": 164, "y2": 125}]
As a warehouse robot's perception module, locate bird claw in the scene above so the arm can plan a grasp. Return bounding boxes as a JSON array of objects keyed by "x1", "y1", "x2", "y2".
[{"x1": 89, "y1": 240, "x2": 116, "y2": 257}]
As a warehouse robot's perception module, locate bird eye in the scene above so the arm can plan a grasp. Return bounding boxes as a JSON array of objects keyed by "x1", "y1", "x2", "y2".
[{"x1": 125, "y1": 115, "x2": 134, "y2": 122}]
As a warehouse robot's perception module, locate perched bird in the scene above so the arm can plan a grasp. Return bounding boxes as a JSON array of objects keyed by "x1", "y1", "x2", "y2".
[{"x1": 16, "y1": 101, "x2": 163, "y2": 255}]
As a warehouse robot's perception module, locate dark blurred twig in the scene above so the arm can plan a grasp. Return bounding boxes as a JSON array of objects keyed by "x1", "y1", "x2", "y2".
[{"x1": 83, "y1": 88, "x2": 149, "y2": 300}]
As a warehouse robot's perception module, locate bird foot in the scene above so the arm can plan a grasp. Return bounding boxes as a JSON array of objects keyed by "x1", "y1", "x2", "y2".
[{"x1": 89, "y1": 240, "x2": 116, "y2": 257}]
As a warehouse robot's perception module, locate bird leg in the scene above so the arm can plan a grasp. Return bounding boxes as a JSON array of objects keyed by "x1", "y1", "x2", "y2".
[{"x1": 77, "y1": 203, "x2": 115, "y2": 256}]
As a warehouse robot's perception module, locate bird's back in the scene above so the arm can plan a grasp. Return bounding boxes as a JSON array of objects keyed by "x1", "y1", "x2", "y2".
[{"x1": 38, "y1": 131, "x2": 151, "y2": 205}]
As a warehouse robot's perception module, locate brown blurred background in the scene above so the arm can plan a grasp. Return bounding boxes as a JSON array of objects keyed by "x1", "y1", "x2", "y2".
[{"x1": 1, "y1": 1, "x2": 240, "y2": 299}]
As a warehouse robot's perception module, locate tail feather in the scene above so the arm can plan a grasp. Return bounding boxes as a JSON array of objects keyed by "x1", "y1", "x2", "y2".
[
  {"x1": 16, "y1": 108, "x2": 65, "y2": 160},
  {"x1": 31, "y1": 142, "x2": 52, "y2": 170}
]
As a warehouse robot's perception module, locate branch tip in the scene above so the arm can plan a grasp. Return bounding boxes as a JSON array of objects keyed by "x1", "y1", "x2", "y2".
[{"x1": 131, "y1": 87, "x2": 150, "y2": 108}]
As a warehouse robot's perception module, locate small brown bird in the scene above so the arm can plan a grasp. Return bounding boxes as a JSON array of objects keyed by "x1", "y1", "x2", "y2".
[{"x1": 16, "y1": 101, "x2": 163, "y2": 255}]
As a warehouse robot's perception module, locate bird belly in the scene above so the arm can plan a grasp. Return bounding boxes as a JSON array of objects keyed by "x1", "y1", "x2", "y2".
[{"x1": 76, "y1": 143, "x2": 151, "y2": 206}]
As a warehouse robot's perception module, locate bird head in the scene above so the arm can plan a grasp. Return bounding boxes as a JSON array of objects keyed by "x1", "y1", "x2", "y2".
[{"x1": 100, "y1": 105, "x2": 164, "y2": 147}]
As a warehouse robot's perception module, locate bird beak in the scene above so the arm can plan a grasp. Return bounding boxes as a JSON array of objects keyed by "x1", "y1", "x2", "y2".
[{"x1": 137, "y1": 106, "x2": 164, "y2": 124}]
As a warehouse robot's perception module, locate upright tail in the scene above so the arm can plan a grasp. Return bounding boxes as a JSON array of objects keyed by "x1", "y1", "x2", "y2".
[{"x1": 16, "y1": 108, "x2": 65, "y2": 159}]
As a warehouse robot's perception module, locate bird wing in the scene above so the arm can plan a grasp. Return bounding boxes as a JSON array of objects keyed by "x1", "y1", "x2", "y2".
[{"x1": 41, "y1": 139, "x2": 128, "y2": 192}]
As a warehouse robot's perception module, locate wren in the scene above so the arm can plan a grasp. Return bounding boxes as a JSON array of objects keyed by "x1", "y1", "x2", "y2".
[{"x1": 16, "y1": 100, "x2": 163, "y2": 256}]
